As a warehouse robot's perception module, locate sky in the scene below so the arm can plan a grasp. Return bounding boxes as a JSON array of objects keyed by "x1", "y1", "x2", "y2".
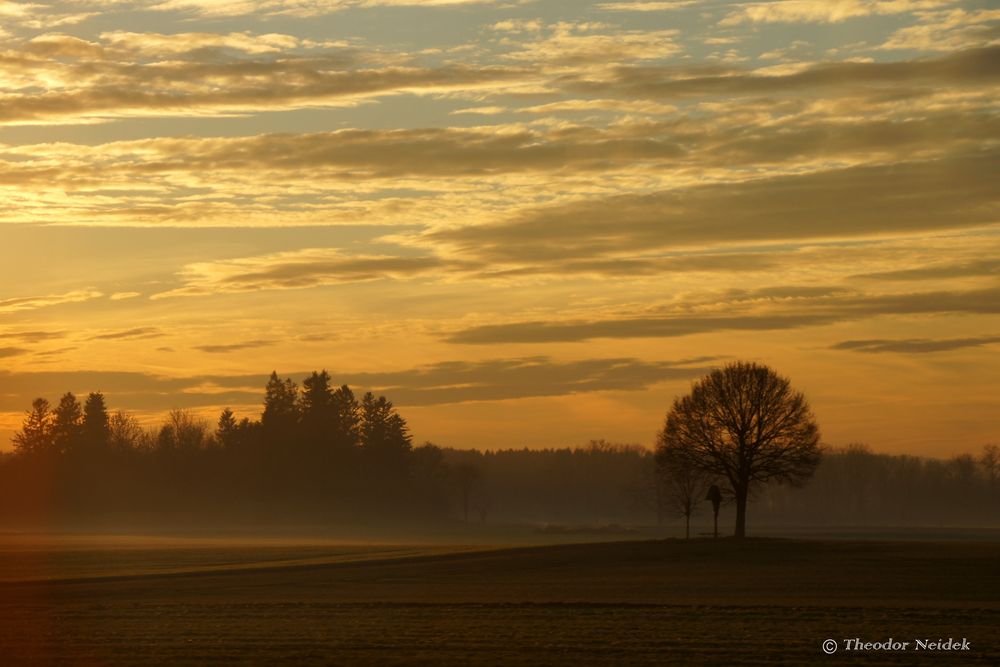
[{"x1": 1, "y1": 0, "x2": 998, "y2": 457}]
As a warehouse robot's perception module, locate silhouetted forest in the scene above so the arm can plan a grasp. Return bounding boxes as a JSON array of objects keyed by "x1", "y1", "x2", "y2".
[{"x1": 0, "y1": 372, "x2": 997, "y2": 532}]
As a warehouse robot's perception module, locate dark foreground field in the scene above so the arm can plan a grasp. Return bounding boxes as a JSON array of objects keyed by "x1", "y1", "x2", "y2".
[{"x1": 1, "y1": 537, "x2": 998, "y2": 665}]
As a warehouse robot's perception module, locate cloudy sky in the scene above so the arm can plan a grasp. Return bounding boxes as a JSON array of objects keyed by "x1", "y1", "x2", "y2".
[{"x1": 1, "y1": 0, "x2": 997, "y2": 456}]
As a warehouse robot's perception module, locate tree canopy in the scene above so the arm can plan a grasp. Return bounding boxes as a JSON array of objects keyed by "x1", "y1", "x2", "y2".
[{"x1": 657, "y1": 361, "x2": 821, "y2": 537}]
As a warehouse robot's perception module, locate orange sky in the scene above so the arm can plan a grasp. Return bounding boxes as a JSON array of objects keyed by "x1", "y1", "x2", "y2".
[{"x1": 1, "y1": 0, "x2": 998, "y2": 457}]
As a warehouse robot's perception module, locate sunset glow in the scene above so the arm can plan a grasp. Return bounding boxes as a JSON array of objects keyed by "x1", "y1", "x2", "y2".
[{"x1": 2, "y1": 0, "x2": 998, "y2": 456}]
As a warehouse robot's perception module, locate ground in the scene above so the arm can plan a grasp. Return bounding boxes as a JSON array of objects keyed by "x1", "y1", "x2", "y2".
[{"x1": 0, "y1": 537, "x2": 997, "y2": 665}]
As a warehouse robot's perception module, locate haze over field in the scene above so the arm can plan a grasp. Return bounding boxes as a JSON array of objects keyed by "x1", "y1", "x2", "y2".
[{"x1": 2, "y1": 0, "x2": 998, "y2": 455}]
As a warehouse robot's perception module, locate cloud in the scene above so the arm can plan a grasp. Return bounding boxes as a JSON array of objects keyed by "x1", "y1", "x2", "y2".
[
  {"x1": 5, "y1": 99, "x2": 994, "y2": 229},
  {"x1": 519, "y1": 98, "x2": 677, "y2": 114},
  {"x1": 0, "y1": 33, "x2": 530, "y2": 124},
  {"x1": 1, "y1": 0, "x2": 518, "y2": 27},
  {"x1": 561, "y1": 46, "x2": 1000, "y2": 100},
  {"x1": 193, "y1": 340, "x2": 275, "y2": 353},
  {"x1": 0, "y1": 370, "x2": 263, "y2": 412},
  {"x1": 151, "y1": 0, "x2": 516, "y2": 18},
  {"x1": 429, "y1": 150, "x2": 1000, "y2": 262},
  {"x1": 88, "y1": 327, "x2": 165, "y2": 341},
  {"x1": 445, "y1": 286, "x2": 1000, "y2": 344},
  {"x1": 832, "y1": 335, "x2": 1000, "y2": 354},
  {"x1": 500, "y1": 22, "x2": 682, "y2": 66},
  {"x1": 879, "y1": 8, "x2": 1000, "y2": 52},
  {"x1": 450, "y1": 106, "x2": 507, "y2": 115},
  {"x1": 852, "y1": 259, "x2": 1000, "y2": 281},
  {"x1": 597, "y1": 2, "x2": 698, "y2": 11},
  {"x1": 0, "y1": 347, "x2": 28, "y2": 358},
  {"x1": 153, "y1": 249, "x2": 460, "y2": 298},
  {"x1": 32, "y1": 346, "x2": 77, "y2": 358},
  {"x1": 2, "y1": 39, "x2": 995, "y2": 229},
  {"x1": 97, "y1": 30, "x2": 304, "y2": 56},
  {"x1": 345, "y1": 356, "x2": 718, "y2": 405},
  {"x1": 0, "y1": 330, "x2": 66, "y2": 343},
  {"x1": 447, "y1": 314, "x2": 837, "y2": 344},
  {"x1": 720, "y1": 0, "x2": 953, "y2": 26},
  {"x1": 0, "y1": 290, "x2": 102, "y2": 314},
  {"x1": 0, "y1": 355, "x2": 715, "y2": 413}
]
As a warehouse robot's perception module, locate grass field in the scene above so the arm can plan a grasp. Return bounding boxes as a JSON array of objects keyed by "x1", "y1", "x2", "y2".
[{"x1": 1, "y1": 536, "x2": 997, "y2": 665}]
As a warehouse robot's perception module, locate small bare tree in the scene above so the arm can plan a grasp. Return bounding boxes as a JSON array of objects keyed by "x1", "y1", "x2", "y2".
[
  {"x1": 108, "y1": 410, "x2": 144, "y2": 451},
  {"x1": 454, "y1": 462, "x2": 482, "y2": 523},
  {"x1": 656, "y1": 445, "x2": 713, "y2": 539},
  {"x1": 980, "y1": 444, "x2": 999, "y2": 488}
]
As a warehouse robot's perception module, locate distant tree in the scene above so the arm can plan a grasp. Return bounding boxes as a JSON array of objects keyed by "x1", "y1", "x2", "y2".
[
  {"x1": 51, "y1": 392, "x2": 83, "y2": 454},
  {"x1": 331, "y1": 385, "x2": 361, "y2": 449},
  {"x1": 841, "y1": 443, "x2": 882, "y2": 520},
  {"x1": 157, "y1": 409, "x2": 209, "y2": 450},
  {"x1": 108, "y1": 410, "x2": 143, "y2": 451},
  {"x1": 300, "y1": 371, "x2": 335, "y2": 449},
  {"x1": 980, "y1": 444, "x2": 999, "y2": 488},
  {"x1": 216, "y1": 408, "x2": 239, "y2": 448},
  {"x1": 261, "y1": 372, "x2": 299, "y2": 441},
  {"x1": 81, "y1": 392, "x2": 110, "y2": 451},
  {"x1": 657, "y1": 361, "x2": 821, "y2": 538},
  {"x1": 655, "y1": 444, "x2": 713, "y2": 539},
  {"x1": 361, "y1": 392, "x2": 412, "y2": 459},
  {"x1": 410, "y1": 442, "x2": 452, "y2": 514},
  {"x1": 453, "y1": 462, "x2": 482, "y2": 523},
  {"x1": 948, "y1": 454, "x2": 979, "y2": 484},
  {"x1": 13, "y1": 398, "x2": 53, "y2": 456}
]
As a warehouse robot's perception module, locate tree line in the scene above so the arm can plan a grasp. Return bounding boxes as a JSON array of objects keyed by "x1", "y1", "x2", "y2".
[
  {"x1": 0, "y1": 371, "x2": 437, "y2": 529},
  {"x1": 0, "y1": 366, "x2": 997, "y2": 534}
]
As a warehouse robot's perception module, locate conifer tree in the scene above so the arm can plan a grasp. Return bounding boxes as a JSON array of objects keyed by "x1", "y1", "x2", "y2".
[
  {"x1": 13, "y1": 398, "x2": 53, "y2": 456},
  {"x1": 51, "y1": 392, "x2": 83, "y2": 454}
]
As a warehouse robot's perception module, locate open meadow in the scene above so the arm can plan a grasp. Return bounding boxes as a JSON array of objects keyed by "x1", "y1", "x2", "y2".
[{"x1": 0, "y1": 536, "x2": 998, "y2": 665}]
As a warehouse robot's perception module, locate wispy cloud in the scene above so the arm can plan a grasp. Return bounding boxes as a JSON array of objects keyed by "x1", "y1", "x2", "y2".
[
  {"x1": 153, "y1": 249, "x2": 460, "y2": 298},
  {"x1": 852, "y1": 259, "x2": 1000, "y2": 281},
  {"x1": 151, "y1": 0, "x2": 518, "y2": 19},
  {"x1": 0, "y1": 355, "x2": 715, "y2": 411},
  {"x1": 0, "y1": 330, "x2": 66, "y2": 343},
  {"x1": 446, "y1": 286, "x2": 1000, "y2": 344},
  {"x1": 88, "y1": 327, "x2": 164, "y2": 341},
  {"x1": 0, "y1": 290, "x2": 102, "y2": 314},
  {"x1": 832, "y1": 335, "x2": 1000, "y2": 354},
  {"x1": 0, "y1": 32, "x2": 530, "y2": 124},
  {"x1": 721, "y1": 0, "x2": 954, "y2": 26},
  {"x1": 429, "y1": 150, "x2": 999, "y2": 262},
  {"x1": 193, "y1": 340, "x2": 275, "y2": 353},
  {"x1": 879, "y1": 8, "x2": 1000, "y2": 51},
  {"x1": 598, "y1": 1, "x2": 698, "y2": 11},
  {"x1": 561, "y1": 46, "x2": 1000, "y2": 99}
]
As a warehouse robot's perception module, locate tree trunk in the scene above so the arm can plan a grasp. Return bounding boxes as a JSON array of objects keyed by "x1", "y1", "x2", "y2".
[
  {"x1": 734, "y1": 484, "x2": 748, "y2": 538},
  {"x1": 685, "y1": 513, "x2": 690, "y2": 539}
]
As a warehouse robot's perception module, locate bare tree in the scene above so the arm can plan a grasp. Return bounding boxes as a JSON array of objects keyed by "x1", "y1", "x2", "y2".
[
  {"x1": 657, "y1": 361, "x2": 821, "y2": 538},
  {"x1": 454, "y1": 462, "x2": 481, "y2": 523},
  {"x1": 980, "y1": 444, "x2": 999, "y2": 488},
  {"x1": 108, "y1": 410, "x2": 144, "y2": 451},
  {"x1": 158, "y1": 409, "x2": 210, "y2": 450},
  {"x1": 655, "y1": 445, "x2": 713, "y2": 539}
]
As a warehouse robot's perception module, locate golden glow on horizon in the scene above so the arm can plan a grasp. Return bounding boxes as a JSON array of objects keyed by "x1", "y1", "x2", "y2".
[{"x1": 0, "y1": 1, "x2": 998, "y2": 456}]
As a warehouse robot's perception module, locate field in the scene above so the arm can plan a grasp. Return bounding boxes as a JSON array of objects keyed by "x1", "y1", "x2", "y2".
[{"x1": 1, "y1": 536, "x2": 998, "y2": 665}]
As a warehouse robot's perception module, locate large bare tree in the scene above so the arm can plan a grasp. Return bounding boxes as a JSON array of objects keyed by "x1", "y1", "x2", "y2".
[{"x1": 657, "y1": 361, "x2": 821, "y2": 538}]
